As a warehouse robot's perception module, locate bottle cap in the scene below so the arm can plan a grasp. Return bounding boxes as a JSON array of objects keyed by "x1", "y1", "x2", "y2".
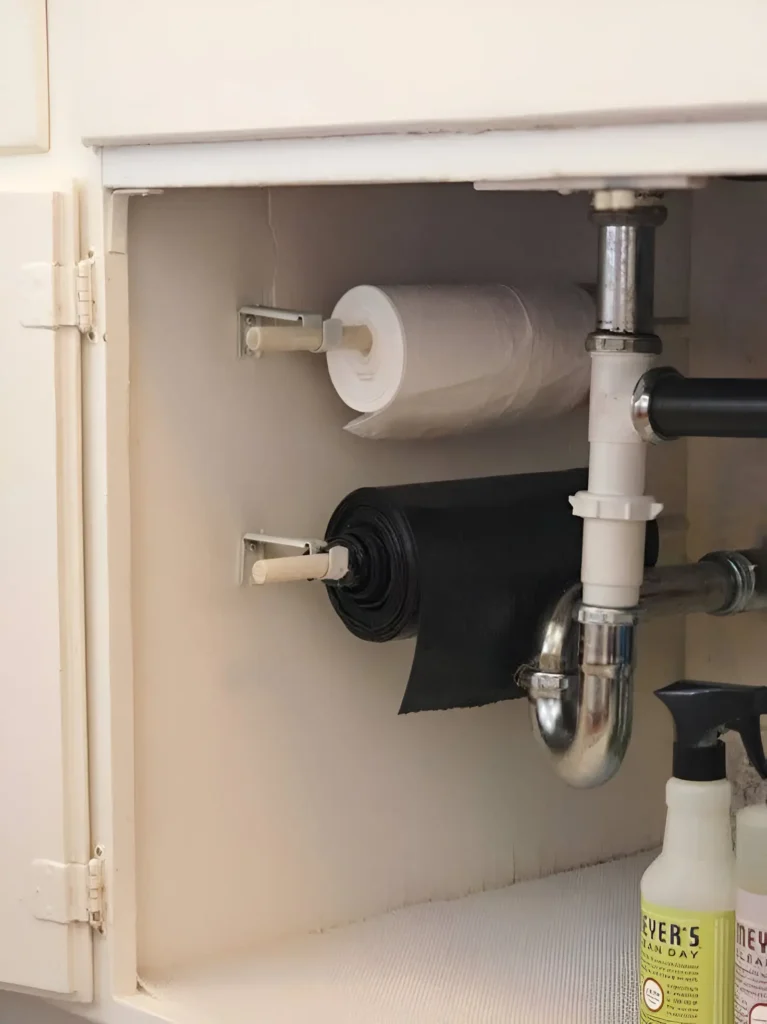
[
  {"x1": 656, "y1": 680, "x2": 767, "y2": 782},
  {"x1": 672, "y1": 741, "x2": 726, "y2": 782}
]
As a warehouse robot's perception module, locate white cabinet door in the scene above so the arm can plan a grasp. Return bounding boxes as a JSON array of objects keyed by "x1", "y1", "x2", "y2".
[
  {"x1": 81, "y1": 0, "x2": 767, "y2": 145},
  {"x1": 0, "y1": 0, "x2": 49, "y2": 153},
  {"x1": 0, "y1": 193, "x2": 91, "y2": 999}
]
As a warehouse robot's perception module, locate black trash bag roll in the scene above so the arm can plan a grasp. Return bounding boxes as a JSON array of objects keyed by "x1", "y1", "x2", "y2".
[{"x1": 324, "y1": 468, "x2": 659, "y2": 713}]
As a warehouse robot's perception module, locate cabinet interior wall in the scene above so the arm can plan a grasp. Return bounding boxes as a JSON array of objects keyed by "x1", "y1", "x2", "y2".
[{"x1": 126, "y1": 183, "x2": 691, "y2": 977}]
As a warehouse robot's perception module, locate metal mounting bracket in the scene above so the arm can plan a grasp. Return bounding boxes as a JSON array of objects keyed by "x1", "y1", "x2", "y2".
[
  {"x1": 238, "y1": 306, "x2": 323, "y2": 358},
  {"x1": 240, "y1": 532, "x2": 327, "y2": 585}
]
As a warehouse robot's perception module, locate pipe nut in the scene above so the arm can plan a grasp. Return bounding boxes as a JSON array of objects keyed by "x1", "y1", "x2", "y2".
[
  {"x1": 631, "y1": 366, "x2": 683, "y2": 443},
  {"x1": 700, "y1": 550, "x2": 757, "y2": 616},
  {"x1": 577, "y1": 605, "x2": 639, "y2": 626},
  {"x1": 586, "y1": 331, "x2": 663, "y2": 354},
  {"x1": 525, "y1": 671, "x2": 573, "y2": 698},
  {"x1": 570, "y1": 492, "x2": 664, "y2": 523}
]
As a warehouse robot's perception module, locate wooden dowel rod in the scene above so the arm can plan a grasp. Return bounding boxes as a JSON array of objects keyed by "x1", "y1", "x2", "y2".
[
  {"x1": 252, "y1": 553, "x2": 331, "y2": 584},
  {"x1": 246, "y1": 325, "x2": 324, "y2": 354},
  {"x1": 340, "y1": 325, "x2": 374, "y2": 353},
  {"x1": 245, "y1": 323, "x2": 373, "y2": 355}
]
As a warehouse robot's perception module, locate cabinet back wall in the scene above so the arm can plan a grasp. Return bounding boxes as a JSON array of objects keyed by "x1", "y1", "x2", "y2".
[{"x1": 128, "y1": 185, "x2": 689, "y2": 975}]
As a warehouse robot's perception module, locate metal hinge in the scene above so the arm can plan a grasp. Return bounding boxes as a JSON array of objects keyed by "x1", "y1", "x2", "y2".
[
  {"x1": 73, "y1": 256, "x2": 95, "y2": 335},
  {"x1": 29, "y1": 846, "x2": 105, "y2": 934},
  {"x1": 20, "y1": 256, "x2": 95, "y2": 337}
]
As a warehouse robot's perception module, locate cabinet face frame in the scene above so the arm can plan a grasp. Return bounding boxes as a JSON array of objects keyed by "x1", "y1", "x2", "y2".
[
  {"x1": 98, "y1": 111, "x2": 760, "y2": 1007},
  {"x1": 101, "y1": 122, "x2": 767, "y2": 195}
]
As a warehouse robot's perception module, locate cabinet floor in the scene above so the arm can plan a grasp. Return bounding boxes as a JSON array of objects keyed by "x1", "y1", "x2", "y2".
[{"x1": 140, "y1": 851, "x2": 654, "y2": 1023}]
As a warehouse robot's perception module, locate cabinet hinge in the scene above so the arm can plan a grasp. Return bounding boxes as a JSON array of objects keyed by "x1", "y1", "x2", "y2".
[
  {"x1": 20, "y1": 256, "x2": 95, "y2": 336},
  {"x1": 30, "y1": 849, "x2": 105, "y2": 934},
  {"x1": 73, "y1": 256, "x2": 95, "y2": 335}
]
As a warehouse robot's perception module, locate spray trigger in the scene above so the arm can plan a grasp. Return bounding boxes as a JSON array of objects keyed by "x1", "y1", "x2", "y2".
[
  {"x1": 655, "y1": 680, "x2": 767, "y2": 782},
  {"x1": 732, "y1": 715, "x2": 767, "y2": 780}
]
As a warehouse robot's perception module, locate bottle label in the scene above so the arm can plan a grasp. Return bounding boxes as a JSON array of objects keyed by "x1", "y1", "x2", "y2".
[
  {"x1": 640, "y1": 899, "x2": 735, "y2": 1023},
  {"x1": 736, "y1": 890, "x2": 767, "y2": 1023}
]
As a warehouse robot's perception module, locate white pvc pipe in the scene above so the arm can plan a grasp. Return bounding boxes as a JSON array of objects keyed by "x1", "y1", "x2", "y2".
[
  {"x1": 572, "y1": 350, "x2": 663, "y2": 608},
  {"x1": 580, "y1": 520, "x2": 649, "y2": 607}
]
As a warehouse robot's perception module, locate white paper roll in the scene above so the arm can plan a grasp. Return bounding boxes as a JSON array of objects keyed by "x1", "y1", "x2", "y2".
[{"x1": 327, "y1": 283, "x2": 594, "y2": 440}]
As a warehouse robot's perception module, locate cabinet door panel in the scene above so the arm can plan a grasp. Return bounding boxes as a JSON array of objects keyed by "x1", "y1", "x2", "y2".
[
  {"x1": 0, "y1": 193, "x2": 91, "y2": 998},
  {"x1": 0, "y1": 0, "x2": 48, "y2": 153}
]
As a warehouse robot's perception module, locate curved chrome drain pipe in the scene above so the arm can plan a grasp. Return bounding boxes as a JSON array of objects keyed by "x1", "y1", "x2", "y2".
[{"x1": 522, "y1": 550, "x2": 767, "y2": 788}]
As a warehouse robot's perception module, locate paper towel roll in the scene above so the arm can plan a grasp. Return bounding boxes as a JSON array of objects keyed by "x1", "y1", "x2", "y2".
[{"x1": 326, "y1": 283, "x2": 594, "y2": 439}]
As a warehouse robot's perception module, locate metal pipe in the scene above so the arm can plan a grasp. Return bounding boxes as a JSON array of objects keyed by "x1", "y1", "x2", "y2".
[
  {"x1": 638, "y1": 561, "x2": 735, "y2": 619},
  {"x1": 595, "y1": 221, "x2": 658, "y2": 336},
  {"x1": 575, "y1": 192, "x2": 666, "y2": 612},
  {"x1": 525, "y1": 589, "x2": 636, "y2": 789},
  {"x1": 633, "y1": 368, "x2": 767, "y2": 440},
  {"x1": 523, "y1": 551, "x2": 766, "y2": 788}
]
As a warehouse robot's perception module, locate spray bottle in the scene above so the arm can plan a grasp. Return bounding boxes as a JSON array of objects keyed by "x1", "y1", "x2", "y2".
[
  {"x1": 735, "y1": 794, "x2": 767, "y2": 1021},
  {"x1": 641, "y1": 680, "x2": 767, "y2": 1024}
]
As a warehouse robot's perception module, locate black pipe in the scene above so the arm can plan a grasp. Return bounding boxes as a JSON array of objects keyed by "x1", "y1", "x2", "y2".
[{"x1": 647, "y1": 373, "x2": 767, "y2": 439}]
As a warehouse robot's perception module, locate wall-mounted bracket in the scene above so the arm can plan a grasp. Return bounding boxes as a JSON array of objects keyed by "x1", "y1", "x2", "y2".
[
  {"x1": 238, "y1": 305, "x2": 372, "y2": 358},
  {"x1": 238, "y1": 306, "x2": 324, "y2": 359},
  {"x1": 240, "y1": 532, "x2": 326, "y2": 586}
]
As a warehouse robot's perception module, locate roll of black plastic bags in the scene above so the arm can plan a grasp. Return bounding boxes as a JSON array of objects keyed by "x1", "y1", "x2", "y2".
[{"x1": 324, "y1": 468, "x2": 659, "y2": 713}]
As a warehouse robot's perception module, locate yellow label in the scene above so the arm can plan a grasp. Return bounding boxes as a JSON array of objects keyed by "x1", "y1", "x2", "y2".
[{"x1": 640, "y1": 900, "x2": 735, "y2": 1023}]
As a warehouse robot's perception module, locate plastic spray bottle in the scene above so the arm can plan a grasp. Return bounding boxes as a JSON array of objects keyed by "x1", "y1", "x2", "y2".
[
  {"x1": 735, "y1": 798, "x2": 767, "y2": 1021},
  {"x1": 640, "y1": 680, "x2": 767, "y2": 1024}
]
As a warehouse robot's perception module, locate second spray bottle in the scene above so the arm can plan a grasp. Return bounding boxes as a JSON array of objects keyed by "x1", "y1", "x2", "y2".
[{"x1": 640, "y1": 680, "x2": 767, "y2": 1024}]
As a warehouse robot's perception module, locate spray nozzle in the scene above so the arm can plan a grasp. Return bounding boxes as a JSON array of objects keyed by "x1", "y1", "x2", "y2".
[{"x1": 655, "y1": 680, "x2": 767, "y2": 782}]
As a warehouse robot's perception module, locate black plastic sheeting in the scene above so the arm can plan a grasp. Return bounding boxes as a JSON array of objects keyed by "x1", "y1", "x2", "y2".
[{"x1": 324, "y1": 468, "x2": 659, "y2": 713}]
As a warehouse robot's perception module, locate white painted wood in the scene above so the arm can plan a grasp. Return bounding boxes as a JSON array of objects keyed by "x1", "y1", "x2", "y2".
[
  {"x1": 0, "y1": 0, "x2": 139, "y2": 1012},
  {"x1": 0, "y1": 192, "x2": 91, "y2": 997},
  {"x1": 101, "y1": 121, "x2": 767, "y2": 193},
  {"x1": 252, "y1": 553, "x2": 331, "y2": 584},
  {"x1": 97, "y1": 227, "x2": 140, "y2": 1003},
  {"x1": 82, "y1": 1, "x2": 767, "y2": 145},
  {"x1": 245, "y1": 322, "x2": 371, "y2": 355},
  {"x1": 127, "y1": 185, "x2": 687, "y2": 978},
  {"x1": 0, "y1": 0, "x2": 49, "y2": 153}
]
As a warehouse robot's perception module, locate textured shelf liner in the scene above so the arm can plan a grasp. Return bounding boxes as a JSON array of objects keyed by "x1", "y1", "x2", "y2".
[{"x1": 142, "y1": 851, "x2": 654, "y2": 1024}]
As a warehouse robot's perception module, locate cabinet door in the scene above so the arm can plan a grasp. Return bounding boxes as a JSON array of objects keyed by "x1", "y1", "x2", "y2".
[
  {"x1": 81, "y1": 0, "x2": 767, "y2": 145},
  {"x1": 0, "y1": 0, "x2": 49, "y2": 153},
  {"x1": 0, "y1": 193, "x2": 91, "y2": 998}
]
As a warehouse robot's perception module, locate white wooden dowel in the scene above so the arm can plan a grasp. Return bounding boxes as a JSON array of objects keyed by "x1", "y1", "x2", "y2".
[
  {"x1": 252, "y1": 553, "x2": 331, "y2": 584},
  {"x1": 245, "y1": 323, "x2": 373, "y2": 355},
  {"x1": 335, "y1": 325, "x2": 373, "y2": 352},
  {"x1": 251, "y1": 545, "x2": 349, "y2": 585},
  {"x1": 246, "y1": 324, "x2": 324, "y2": 354}
]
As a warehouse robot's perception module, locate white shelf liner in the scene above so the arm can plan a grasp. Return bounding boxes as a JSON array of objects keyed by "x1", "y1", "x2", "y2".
[{"x1": 143, "y1": 851, "x2": 654, "y2": 1024}]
